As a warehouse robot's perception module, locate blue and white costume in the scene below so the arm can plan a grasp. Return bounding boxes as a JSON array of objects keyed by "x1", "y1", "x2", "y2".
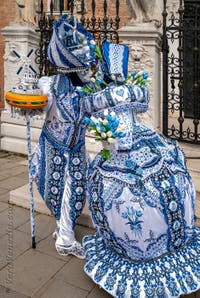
[
  {"x1": 31, "y1": 14, "x2": 148, "y2": 258},
  {"x1": 32, "y1": 73, "x2": 146, "y2": 254},
  {"x1": 83, "y1": 42, "x2": 200, "y2": 296}
]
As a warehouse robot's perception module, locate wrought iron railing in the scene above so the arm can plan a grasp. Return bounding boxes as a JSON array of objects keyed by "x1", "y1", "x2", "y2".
[
  {"x1": 35, "y1": 0, "x2": 120, "y2": 77},
  {"x1": 162, "y1": 0, "x2": 200, "y2": 144}
]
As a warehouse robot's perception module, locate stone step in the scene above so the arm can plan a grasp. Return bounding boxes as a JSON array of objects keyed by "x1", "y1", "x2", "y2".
[
  {"x1": 190, "y1": 173, "x2": 200, "y2": 218},
  {"x1": 190, "y1": 172, "x2": 200, "y2": 193},
  {"x1": 196, "y1": 196, "x2": 200, "y2": 218},
  {"x1": 180, "y1": 143, "x2": 200, "y2": 218},
  {"x1": 180, "y1": 142, "x2": 200, "y2": 159},
  {"x1": 9, "y1": 183, "x2": 94, "y2": 228},
  {"x1": 187, "y1": 159, "x2": 200, "y2": 176},
  {"x1": 185, "y1": 169, "x2": 200, "y2": 218},
  {"x1": 191, "y1": 174, "x2": 200, "y2": 218}
]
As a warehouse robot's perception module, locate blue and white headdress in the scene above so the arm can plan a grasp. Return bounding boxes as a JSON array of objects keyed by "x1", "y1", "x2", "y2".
[
  {"x1": 48, "y1": 14, "x2": 96, "y2": 73},
  {"x1": 102, "y1": 41, "x2": 129, "y2": 81}
]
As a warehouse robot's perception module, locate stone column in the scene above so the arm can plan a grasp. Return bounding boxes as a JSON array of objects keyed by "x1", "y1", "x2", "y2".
[
  {"x1": 0, "y1": 23, "x2": 43, "y2": 154},
  {"x1": 119, "y1": 25, "x2": 162, "y2": 131}
]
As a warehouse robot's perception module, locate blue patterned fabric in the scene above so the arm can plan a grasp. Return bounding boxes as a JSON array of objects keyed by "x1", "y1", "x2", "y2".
[
  {"x1": 102, "y1": 41, "x2": 129, "y2": 81},
  {"x1": 83, "y1": 103, "x2": 200, "y2": 297},
  {"x1": 83, "y1": 227, "x2": 200, "y2": 298},
  {"x1": 47, "y1": 14, "x2": 95, "y2": 70},
  {"x1": 31, "y1": 74, "x2": 148, "y2": 223}
]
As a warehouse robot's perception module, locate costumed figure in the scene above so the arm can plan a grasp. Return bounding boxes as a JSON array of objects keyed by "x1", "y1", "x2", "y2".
[
  {"x1": 31, "y1": 15, "x2": 147, "y2": 258},
  {"x1": 83, "y1": 41, "x2": 200, "y2": 297}
]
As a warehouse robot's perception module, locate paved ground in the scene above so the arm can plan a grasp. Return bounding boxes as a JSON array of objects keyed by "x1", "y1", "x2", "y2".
[{"x1": 0, "y1": 152, "x2": 200, "y2": 298}]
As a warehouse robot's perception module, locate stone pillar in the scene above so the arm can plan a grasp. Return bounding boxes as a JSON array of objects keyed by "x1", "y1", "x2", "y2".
[
  {"x1": 0, "y1": 23, "x2": 42, "y2": 154},
  {"x1": 119, "y1": 25, "x2": 162, "y2": 131}
]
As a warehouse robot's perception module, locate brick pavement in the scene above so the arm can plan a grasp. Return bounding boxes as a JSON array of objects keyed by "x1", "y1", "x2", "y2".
[{"x1": 0, "y1": 152, "x2": 199, "y2": 298}]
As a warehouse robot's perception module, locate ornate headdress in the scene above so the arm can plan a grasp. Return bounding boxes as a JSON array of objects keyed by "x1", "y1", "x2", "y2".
[
  {"x1": 102, "y1": 41, "x2": 129, "y2": 81},
  {"x1": 48, "y1": 14, "x2": 96, "y2": 73}
]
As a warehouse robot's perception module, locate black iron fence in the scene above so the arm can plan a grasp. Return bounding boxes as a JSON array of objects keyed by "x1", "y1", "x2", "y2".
[
  {"x1": 162, "y1": 0, "x2": 200, "y2": 144},
  {"x1": 35, "y1": 0, "x2": 120, "y2": 77}
]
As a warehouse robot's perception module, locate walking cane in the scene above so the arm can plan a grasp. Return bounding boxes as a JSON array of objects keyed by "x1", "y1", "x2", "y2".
[
  {"x1": 5, "y1": 54, "x2": 47, "y2": 249},
  {"x1": 25, "y1": 113, "x2": 36, "y2": 249}
]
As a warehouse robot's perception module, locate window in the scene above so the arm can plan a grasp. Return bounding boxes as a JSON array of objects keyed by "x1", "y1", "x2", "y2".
[{"x1": 49, "y1": 0, "x2": 71, "y2": 12}]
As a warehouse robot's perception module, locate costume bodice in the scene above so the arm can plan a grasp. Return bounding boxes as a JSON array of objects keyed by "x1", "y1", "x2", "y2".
[{"x1": 39, "y1": 74, "x2": 150, "y2": 149}]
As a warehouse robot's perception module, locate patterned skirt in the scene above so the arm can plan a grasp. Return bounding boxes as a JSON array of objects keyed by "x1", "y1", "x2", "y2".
[{"x1": 83, "y1": 128, "x2": 200, "y2": 297}]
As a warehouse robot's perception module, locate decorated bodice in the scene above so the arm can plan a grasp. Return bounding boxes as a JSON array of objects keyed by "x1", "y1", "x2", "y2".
[
  {"x1": 39, "y1": 74, "x2": 149, "y2": 149},
  {"x1": 93, "y1": 85, "x2": 149, "y2": 151}
]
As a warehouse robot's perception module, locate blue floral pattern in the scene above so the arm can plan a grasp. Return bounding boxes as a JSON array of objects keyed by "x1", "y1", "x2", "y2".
[
  {"x1": 83, "y1": 101, "x2": 199, "y2": 297},
  {"x1": 121, "y1": 207, "x2": 143, "y2": 238},
  {"x1": 83, "y1": 228, "x2": 200, "y2": 298}
]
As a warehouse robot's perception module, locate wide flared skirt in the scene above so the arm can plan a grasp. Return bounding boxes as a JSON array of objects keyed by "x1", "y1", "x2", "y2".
[{"x1": 83, "y1": 227, "x2": 200, "y2": 298}]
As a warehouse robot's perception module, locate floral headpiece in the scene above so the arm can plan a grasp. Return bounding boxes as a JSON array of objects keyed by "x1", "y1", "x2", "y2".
[{"x1": 47, "y1": 14, "x2": 96, "y2": 73}]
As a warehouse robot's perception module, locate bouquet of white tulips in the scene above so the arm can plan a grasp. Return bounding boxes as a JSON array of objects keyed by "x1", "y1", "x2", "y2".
[{"x1": 84, "y1": 109, "x2": 125, "y2": 160}]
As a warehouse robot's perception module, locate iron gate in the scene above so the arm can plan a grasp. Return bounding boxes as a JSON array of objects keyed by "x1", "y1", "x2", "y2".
[
  {"x1": 35, "y1": 0, "x2": 120, "y2": 77},
  {"x1": 162, "y1": 0, "x2": 200, "y2": 144}
]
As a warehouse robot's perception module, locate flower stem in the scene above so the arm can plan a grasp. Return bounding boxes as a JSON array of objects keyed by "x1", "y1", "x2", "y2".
[{"x1": 101, "y1": 149, "x2": 110, "y2": 160}]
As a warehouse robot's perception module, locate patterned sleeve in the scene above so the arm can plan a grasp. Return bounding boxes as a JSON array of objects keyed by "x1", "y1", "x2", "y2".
[
  {"x1": 38, "y1": 76, "x2": 54, "y2": 112},
  {"x1": 127, "y1": 85, "x2": 150, "y2": 113},
  {"x1": 83, "y1": 84, "x2": 150, "y2": 114}
]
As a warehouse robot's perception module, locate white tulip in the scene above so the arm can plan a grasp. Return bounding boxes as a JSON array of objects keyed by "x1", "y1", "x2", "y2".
[
  {"x1": 136, "y1": 70, "x2": 144, "y2": 77},
  {"x1": 146, "y1": 77, "x2": 152, "y2": 82},
  {"x1": 98, "y1": 117, "x2": 103, "y2": 122},
  {"x1": 108, "y1": 138, "x2": 115, "y2": 143},
  {"x1": 90, "y1": 130, "x2": 96, "y2": 135},
  {"x1": 90, "y1": 40, "x2": 96, "y2": 45},
  {"x1": 90, "y1": 77, "x2": 96, "y2": 83},
  {"x1": 107, "y1": 131, "x2": 112, "y2": 137},
  {"x1": 97, "y1": 127, "x2": 102, "y2": 133},
  {"x1": 91, "y1": 116, "x2": 98, "y2": 123},
  {"x1": 101, "y1": 132, "x2": 107, "y2": 139},
  {"x1": 111, "y1": 74, "x2": 116, "y2": 81},
  {"x1": 102, "y1": 119, "x2": 108, "y2": 125},
  {"x1": 104, "y1": 109, "x2": 108, "y2": 116},
  {"x1": 110, "y1": 111, "x2": 116, "y2": 117}
]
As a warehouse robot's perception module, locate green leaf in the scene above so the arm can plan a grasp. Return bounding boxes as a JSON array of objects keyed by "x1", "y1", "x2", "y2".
[
  {"x1": 94, "y1": 46, "x2": 103, "y2": 59},
  {"x1": 101, "y1": 149, "x2": 111, "y2": 160}
]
